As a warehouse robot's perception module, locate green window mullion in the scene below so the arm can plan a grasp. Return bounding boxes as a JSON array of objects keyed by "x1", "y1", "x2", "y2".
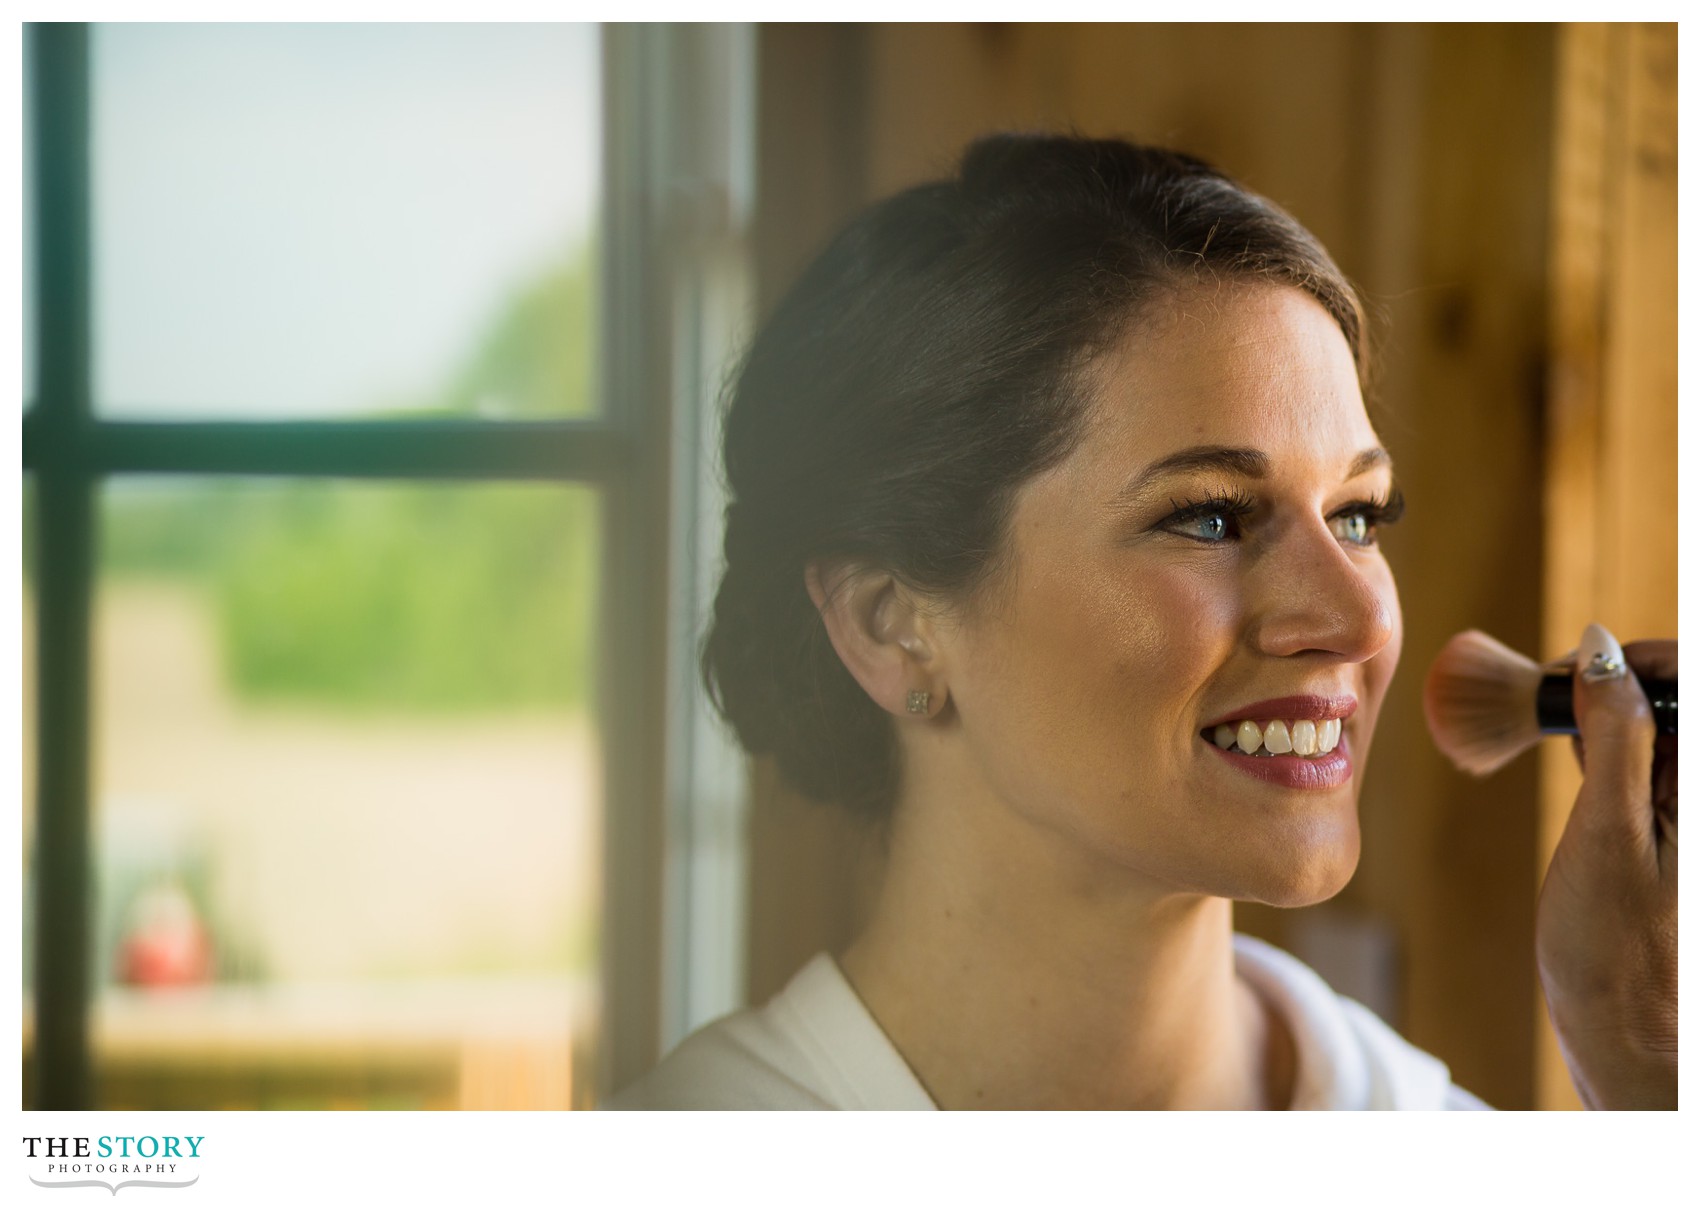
[
  {"x1": 28, "y1": 20, "x2": 95, "y2": 1110},
  {"x1": 25, "y1": 416, "x2": 631, "y2": 482}
]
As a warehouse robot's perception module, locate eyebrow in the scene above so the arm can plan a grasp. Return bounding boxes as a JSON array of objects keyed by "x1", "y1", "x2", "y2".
[{"x1": 1113, "y1": 444, "x2": 1391, "y2": 507}]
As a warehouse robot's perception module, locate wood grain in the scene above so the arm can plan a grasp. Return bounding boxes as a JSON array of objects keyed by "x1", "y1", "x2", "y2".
[{"x1": 1538, "y1": 21, "x2": 1677, "y2": 1111}]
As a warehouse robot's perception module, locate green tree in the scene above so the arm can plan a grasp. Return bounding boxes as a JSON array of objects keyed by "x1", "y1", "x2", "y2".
[{"x1": 101, "y1": 240, "x2": 603, "y2": 714}]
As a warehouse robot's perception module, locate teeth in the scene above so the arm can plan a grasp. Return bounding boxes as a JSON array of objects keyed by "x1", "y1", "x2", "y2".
[{"x1": 1208, "y1": 716, "x2": 1344, "y2": 757}]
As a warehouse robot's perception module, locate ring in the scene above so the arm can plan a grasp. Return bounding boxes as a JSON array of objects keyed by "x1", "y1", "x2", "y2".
[{"x1": 1582, "y1": 653, "x2": 1626, "y2": 682}]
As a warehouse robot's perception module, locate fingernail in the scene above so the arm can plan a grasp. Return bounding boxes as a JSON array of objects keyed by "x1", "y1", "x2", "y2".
[{"x1": 1578, "y1": 621, "x2": 1628, "y2": 683}]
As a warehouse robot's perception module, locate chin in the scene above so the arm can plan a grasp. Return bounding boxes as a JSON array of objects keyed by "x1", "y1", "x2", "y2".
[{"x1": 1232, "y1": 819, "x2": 1361, "y2": 908}]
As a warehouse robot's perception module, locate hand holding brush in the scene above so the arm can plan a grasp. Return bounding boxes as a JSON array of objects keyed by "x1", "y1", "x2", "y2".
[
  {"x1": 1423, "y1": 628, "x2": 1676, "y2": 777},
  {"x1": 1426, "y1": 622, "x2": 1677, "y2": 1108}
]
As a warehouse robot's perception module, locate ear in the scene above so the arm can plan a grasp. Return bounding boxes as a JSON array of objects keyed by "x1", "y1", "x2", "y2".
[{"x1": 804, "y1": 560, "x2": 948, "y2": 720}]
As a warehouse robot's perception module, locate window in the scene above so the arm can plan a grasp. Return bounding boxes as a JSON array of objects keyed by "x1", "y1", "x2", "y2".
[{"x1": 23, "y1": 22, "x2": 751, "y2": 1110}]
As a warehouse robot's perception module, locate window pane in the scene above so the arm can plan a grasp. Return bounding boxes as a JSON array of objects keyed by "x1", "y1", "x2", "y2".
[
  {"x1": 89, "y1": 478, "x2": 602, "y2": 1109},
  {"x1": 91, "y1": 24, "x2": 600, "y2": 420}
]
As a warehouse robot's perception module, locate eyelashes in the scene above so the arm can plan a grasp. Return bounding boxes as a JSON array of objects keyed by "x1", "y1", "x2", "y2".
[
  {"x1": 1332, "y1": 485, "x2": 1406, "y2": 546},
  {"x1": 1359, "y1": 485, "x2": 1407, "y2": 527},
  {"x1": 1159, "y1": 484, "x2": 1406, "y2": 546}
]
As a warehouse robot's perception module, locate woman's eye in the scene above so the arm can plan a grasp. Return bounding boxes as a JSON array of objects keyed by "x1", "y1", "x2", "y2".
[
  {"x1": 1158, "y1": 491, "x2": 1255, "y2": 543},
  {"x1": 1330, "y1": 510, "x2": 1375, "y2": 546},
  {"x1": 1180, "y1": 512, "x2": 1234, "y2": 542}
]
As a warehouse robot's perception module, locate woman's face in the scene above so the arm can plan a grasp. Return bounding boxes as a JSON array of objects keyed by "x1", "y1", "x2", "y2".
[{"x1": 937, "y1": 281, "x2": 1402, "y2": 906}]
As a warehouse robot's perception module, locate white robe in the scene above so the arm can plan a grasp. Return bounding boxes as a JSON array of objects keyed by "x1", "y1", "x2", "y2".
[{"x1": 607, "y1": 934, "x2": 1489, "y2": 1110}]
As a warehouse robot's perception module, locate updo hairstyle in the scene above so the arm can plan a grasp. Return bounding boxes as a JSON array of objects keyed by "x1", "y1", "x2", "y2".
[{"x1": 702, "y1": 134, "x2": 1366, "y2": 820}]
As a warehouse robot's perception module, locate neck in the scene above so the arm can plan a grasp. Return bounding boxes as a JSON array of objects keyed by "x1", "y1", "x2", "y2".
[{"x1": 838, "y1": 775, "x2": 1295, "y2": 1110}]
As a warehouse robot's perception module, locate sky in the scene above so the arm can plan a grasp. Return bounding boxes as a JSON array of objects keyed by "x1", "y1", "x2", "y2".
[{"x1": 78, "y1": 22, "x2": 600, "y2": 419}]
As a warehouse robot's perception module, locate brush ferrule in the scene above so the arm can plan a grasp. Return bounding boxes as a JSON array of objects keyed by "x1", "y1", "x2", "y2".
[{"x1": 1536, "y1": 673, "x2": 1678, "y2": 735}]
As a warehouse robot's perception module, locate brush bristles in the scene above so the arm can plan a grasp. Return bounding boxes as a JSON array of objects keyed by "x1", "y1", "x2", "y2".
[{"x1": 1423, "y1": 630, "x2": 1546, "y2": 777}]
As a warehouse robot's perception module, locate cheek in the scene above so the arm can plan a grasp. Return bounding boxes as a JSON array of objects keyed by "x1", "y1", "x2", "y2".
[
  {"x1": 960, "y1": 554, "x2": 1242, "y2": 738},
  {"x1": 1103, "y1": 564, "x2": 1241, "y2": 704}
]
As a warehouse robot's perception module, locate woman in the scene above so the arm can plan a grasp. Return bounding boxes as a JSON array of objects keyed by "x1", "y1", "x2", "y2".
[{"x1": 611, "y1": 135, "x2": 1676, "y2": 1110}]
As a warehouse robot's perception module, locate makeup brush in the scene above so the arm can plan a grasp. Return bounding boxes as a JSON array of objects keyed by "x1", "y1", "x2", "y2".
[{"x1": 1423, "y1": 629, "x2": 1678, "y2": 777}]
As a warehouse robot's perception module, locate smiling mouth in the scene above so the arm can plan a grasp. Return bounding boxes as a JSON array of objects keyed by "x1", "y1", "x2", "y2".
[{"x1": 1200, "y1": 717, "x2": 1344, "y2": 757}]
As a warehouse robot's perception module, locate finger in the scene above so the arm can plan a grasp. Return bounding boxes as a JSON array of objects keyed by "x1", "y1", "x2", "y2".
[
  {"x1": 1621, "y1": 638, "x2": 1677, "y2": 682},
  {"x1": 1653, "y1": 733, "x2": 1677, "y2": 852},
  {"x1": 1572, "y1": 621, "x2": 1659, "y2": 856},
  {"x1": 1652, "y1": 735, "x2": 1678, "y2": 797}
]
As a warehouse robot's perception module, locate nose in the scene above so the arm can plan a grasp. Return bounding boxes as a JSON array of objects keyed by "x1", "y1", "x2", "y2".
[{"x1": 1249, "y1": 518, "x2": 1398, "y2": 663}]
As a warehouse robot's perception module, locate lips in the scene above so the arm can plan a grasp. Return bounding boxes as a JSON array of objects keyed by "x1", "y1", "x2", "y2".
[
  {"x1": 1198, "y1": 693, "x2": 1359, "y2": 791},
  {"x1": 1201, "y1": 694, "x2": 1358, "y2": 729},
  {"x1": 1208, "y1": 735, "x2": 1353, "y2": 789}
]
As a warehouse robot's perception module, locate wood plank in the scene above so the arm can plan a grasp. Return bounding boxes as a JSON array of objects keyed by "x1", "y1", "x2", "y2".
[{"x1": 1538, "y1": 20, "x2": 1678, "y2": 1110}]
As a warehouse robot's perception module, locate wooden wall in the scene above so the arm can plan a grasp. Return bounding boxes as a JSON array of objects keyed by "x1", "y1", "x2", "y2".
[
  {"x1": 1538, "y1": 22, "x2": 1678, "y2": 1110},
  {"x1": 743, "y1": 22, "x2": 1676, "y2": 1111}
]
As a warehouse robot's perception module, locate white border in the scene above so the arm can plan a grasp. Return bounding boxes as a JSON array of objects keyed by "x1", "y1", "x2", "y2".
[
  {"x1": 8, "y1": 12, "x2": 1693, "y2": 1208},
  {"x1": 4, "y1": 1108, "x2": 1698, "y2": 1208}
]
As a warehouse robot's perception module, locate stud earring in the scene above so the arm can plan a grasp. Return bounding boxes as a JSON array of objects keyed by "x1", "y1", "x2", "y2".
[{"x1": 906, "y1": 690, "x2": 931, "y2": 715}]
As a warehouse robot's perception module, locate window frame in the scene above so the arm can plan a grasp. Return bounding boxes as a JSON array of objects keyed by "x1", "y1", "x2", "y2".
[{"x1": 23, "y1": 21, "x2": 748, "y2": 1107}]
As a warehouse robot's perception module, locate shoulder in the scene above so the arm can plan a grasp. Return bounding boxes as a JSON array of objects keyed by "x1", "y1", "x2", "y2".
[
  {"x1": 1232, "y1": 933, "x2": 1490, "y2": 1111},
  {"x1": 602, "y1": 1004, "x2": 838, "y2": 1110},
  {"x1": 1331, "y1": 996, "x2": 1492, "y2": 1110},
  {"x1": 603, "y1": 953, "x2": 935, "y2": 1110}
]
